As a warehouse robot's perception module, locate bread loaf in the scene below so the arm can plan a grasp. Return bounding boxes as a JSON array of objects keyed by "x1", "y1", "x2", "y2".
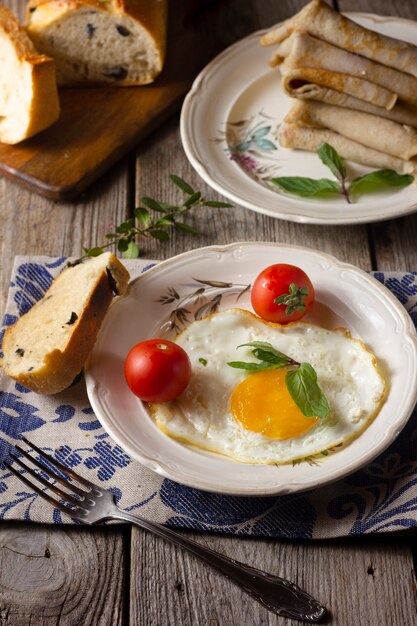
[
  {"x1": 26, "y1": 0, "x2": 167, "y2": 86},
  {"x1": 1, "y1": 253, "x2": 130, "y2": 394},
  {"x1": 0, "y1": 7, "x2": 60, "y2": 144}
]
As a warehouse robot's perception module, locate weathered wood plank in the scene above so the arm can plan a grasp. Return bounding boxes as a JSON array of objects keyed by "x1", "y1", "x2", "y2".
[
  {"x1": 0, "y1": 523, "x2": 128, "y2": 626},
  {"x1": 131, "y1": 531, "x2": 417, "y2": 626},
  {"x1": 339, "y1": 0, "x2": 417, "y2": 270}
]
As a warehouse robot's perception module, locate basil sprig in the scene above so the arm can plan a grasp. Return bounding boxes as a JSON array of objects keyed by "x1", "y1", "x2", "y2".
[
  {"x1": 271, "y1": 143, "x2": 413, "y2": 204},
  {"x1": 228, "y1": 341, "x2": 329, "y2": 419}
]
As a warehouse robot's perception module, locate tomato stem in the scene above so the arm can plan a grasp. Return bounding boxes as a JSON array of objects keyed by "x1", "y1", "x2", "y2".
[{"x1": 274, "y1": 283, "x2": 309, "y2": 316}]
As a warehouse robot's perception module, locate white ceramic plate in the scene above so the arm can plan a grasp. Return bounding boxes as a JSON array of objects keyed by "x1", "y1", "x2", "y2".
[
  {"x1": 180, "y1": 14, "x2": 417, "y2": 225},
  {"x1": 85, "y1": 243, "x2": 417, "y2": 496}
]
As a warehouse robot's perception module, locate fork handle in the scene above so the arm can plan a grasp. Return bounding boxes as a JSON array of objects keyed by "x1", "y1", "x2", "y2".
[{"x1": 109, "y1": 509, "x2": 326, "y2": 622}]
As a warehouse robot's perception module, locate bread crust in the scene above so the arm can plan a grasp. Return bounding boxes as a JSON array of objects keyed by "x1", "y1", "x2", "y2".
[
  {"x1": 0, "y1": 7, "x2": 60, "y2": 144},
  {"x1": 26, "y1": 0, "x2": 167, "y2": 86},
  {"x1": 1, "y1": 253, "x2": 130, "y2": 394}
]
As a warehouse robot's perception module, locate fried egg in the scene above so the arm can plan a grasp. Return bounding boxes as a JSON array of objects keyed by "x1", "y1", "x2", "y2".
[{"x1": 150, "y1": 309, "x2": 386, "y2": 464}]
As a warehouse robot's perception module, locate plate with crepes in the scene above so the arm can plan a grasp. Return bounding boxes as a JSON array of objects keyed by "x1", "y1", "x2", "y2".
[
  {"x1": 85, "y1": 243, "x2": 417, "y2": 496},
  {"x1": 180, "y1": 13, "x2": 417, "y2": 225}
]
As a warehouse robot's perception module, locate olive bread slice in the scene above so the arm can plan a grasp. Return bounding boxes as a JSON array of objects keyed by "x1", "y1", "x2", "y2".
[
  {"x1": 1, "y1": 253, "x2": 130, "y2": 394},
  {"x1": 26, "y1": 0, "x2": 167, "y2": 86}
]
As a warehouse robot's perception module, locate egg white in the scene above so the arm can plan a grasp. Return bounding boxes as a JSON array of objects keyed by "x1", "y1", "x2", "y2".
[{"x1": 150, "y1": 309, "x2": 386, "y2": 464}]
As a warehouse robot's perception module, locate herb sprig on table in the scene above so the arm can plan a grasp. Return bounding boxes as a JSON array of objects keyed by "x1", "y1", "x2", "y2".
[
  {"x1": 83, "y1": 175, "x2": 232, "y2": 259},
  {"x1": 271, "y1": 143, "x2": 414, "y2": 203},
  {"x1": 228, "y1": 341, "x2": 330, "y2": 419}
]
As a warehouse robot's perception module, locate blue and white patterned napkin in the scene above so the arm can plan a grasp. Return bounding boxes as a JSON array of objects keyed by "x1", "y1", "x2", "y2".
[{"x1": 0, "y1": 256, "x2": 416, "y2": 538}]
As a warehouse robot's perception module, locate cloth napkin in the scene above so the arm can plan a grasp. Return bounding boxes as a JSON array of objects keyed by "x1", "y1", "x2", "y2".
[{"x1": 0, "y1": 256, "x2": 416, "y2": 539}]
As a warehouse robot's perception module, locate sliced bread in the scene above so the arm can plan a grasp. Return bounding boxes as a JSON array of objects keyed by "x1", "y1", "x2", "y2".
[
  {"x1": 0, "y1": 7, "x2": 60, "y2": 144},
  {"x1": 26, "y1": 0, "x2": 167, "y2": 86},
  {"x1": 1, "y1": 253, "x2": 130, "y2": 394}
]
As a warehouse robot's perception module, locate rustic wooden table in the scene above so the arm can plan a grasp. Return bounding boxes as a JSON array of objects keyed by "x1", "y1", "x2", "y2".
[{"x1": 1, "y1": 1, "x2": 417, "y2": 624}]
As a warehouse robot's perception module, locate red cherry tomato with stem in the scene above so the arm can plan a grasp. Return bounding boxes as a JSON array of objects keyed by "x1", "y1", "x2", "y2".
[
  {"x1": 251, "y1": 263, "x2": 315, "y2": 323},
  {"x1": 124, "y1": 339, "x2": 191, "y2": 403}
]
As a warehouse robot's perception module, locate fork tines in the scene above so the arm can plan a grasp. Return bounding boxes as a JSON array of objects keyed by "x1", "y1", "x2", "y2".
[{"x1": 4, "y1": 437, "x2": 96, "y2": 518}]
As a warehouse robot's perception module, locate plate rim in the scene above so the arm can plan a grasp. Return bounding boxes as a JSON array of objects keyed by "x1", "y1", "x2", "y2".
[
  {"x1": 180, "y1": 13, "x2": 417, "y2": 226},
  {"x1": 85, "y1": 242, "x2": 417, "y2": 496}
]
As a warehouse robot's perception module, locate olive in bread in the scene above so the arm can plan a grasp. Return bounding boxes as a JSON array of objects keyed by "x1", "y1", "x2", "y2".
[
  {"x1": 0, "y1": 253, "x2": 130, "y2": 394},
  {"x1": 25, "y1": 0, "x2": 167, "y2": 86},
  {"x1": 0, "y1": 7, "x2": 60, "y2": 144}
]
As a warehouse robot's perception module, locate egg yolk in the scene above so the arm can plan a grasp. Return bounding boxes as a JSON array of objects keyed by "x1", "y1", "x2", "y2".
[{"x1": 230, "y1": 369, "x2": 318, "y2": 440}]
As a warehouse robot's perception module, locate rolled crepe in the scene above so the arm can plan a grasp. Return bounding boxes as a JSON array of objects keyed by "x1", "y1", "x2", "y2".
[
  {"x1": 287, "y1": 86, "x2": 417, "y2": 129},
  {"x1": 275, "y1": 33, "x2": 417, "y2": 106},
  {"x1": 261, "y1": 0, "x2": 417, "y2": 79},
  {"x1": 285, "y1": 100, "x2": 417, "y2": 161},
  {"x1": 280, "y1": 65, "x2": 397, "y2": 110},
  {"x1": 279, "y1": 122, "x2": 416, "y2": 176}
]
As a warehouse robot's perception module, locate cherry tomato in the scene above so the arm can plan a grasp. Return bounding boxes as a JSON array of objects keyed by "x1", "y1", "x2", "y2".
[
  {"x1": 124, "y1": 339, "x2": 191, "y2": 403},
  {"x1": 251, "y1": 263, "x2": 315, "y2": 323}
]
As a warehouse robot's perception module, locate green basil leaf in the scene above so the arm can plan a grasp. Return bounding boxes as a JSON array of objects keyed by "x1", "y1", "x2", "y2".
[
  {"x1": 271, "y1": 177, "x2": 340, "y2": 197},
  {"x1": 317, "y1": 143, "x2": 346, "y2": 180},
  {"x1": 227, "y1": 361, "x2": 279, "y2": 372},
  {"x1": 170, "y1": 175, "x2": 194, "y2": 194},
  {"x1": 124, "y1": 241, "x2": 140, "y2": 259},
  {"x1": 285, "y1": 363, "x2": 330, "y2": 418},
  {"x1": 237, "y1": 342, "x2": 290, "y2": 362},
  {"x1": 198, "y1": 358, "x2": 208, "y2": 366},
  {"x1": 349, "y1": 169, "x2": 414, "y2": 195},
  {"x1": 250, "y1": 348, "x2": 289, "y2": 367}
]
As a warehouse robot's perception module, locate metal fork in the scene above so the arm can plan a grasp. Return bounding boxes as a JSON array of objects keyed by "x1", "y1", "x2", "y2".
[{"x1": 4, "y1": 437, "x2": 326, "y2": 623}]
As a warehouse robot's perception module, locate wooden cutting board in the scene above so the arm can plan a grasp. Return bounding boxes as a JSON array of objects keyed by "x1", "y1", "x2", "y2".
[{"x1": 0, "y1": 1, "x2": 221, "y2": 200}]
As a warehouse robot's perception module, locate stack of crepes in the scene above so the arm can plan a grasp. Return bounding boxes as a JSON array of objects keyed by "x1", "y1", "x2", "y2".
[{"x1": 261, "y1": 0, "x2": 417, "y2": 176}]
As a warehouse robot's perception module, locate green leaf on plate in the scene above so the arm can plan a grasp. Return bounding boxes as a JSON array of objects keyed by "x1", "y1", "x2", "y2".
[
  {"x1": 237, "y1": 341, "x2": 292, "y2": 367},
  {"x1": 317, "y1": 142, "x2": 346, "y2": 181},
  {"x1": 271, "y1": 176, "x2": 340, "y2": 197},
  {"x1": 285, "y1": 363, "x2": 330, "y2": 418},
  {"x1": 349, "y1": 169, "x2": 414, "y2": 195},
  {"x1": 227, "y1": 361, "x2": 280, "y2": 372}
]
